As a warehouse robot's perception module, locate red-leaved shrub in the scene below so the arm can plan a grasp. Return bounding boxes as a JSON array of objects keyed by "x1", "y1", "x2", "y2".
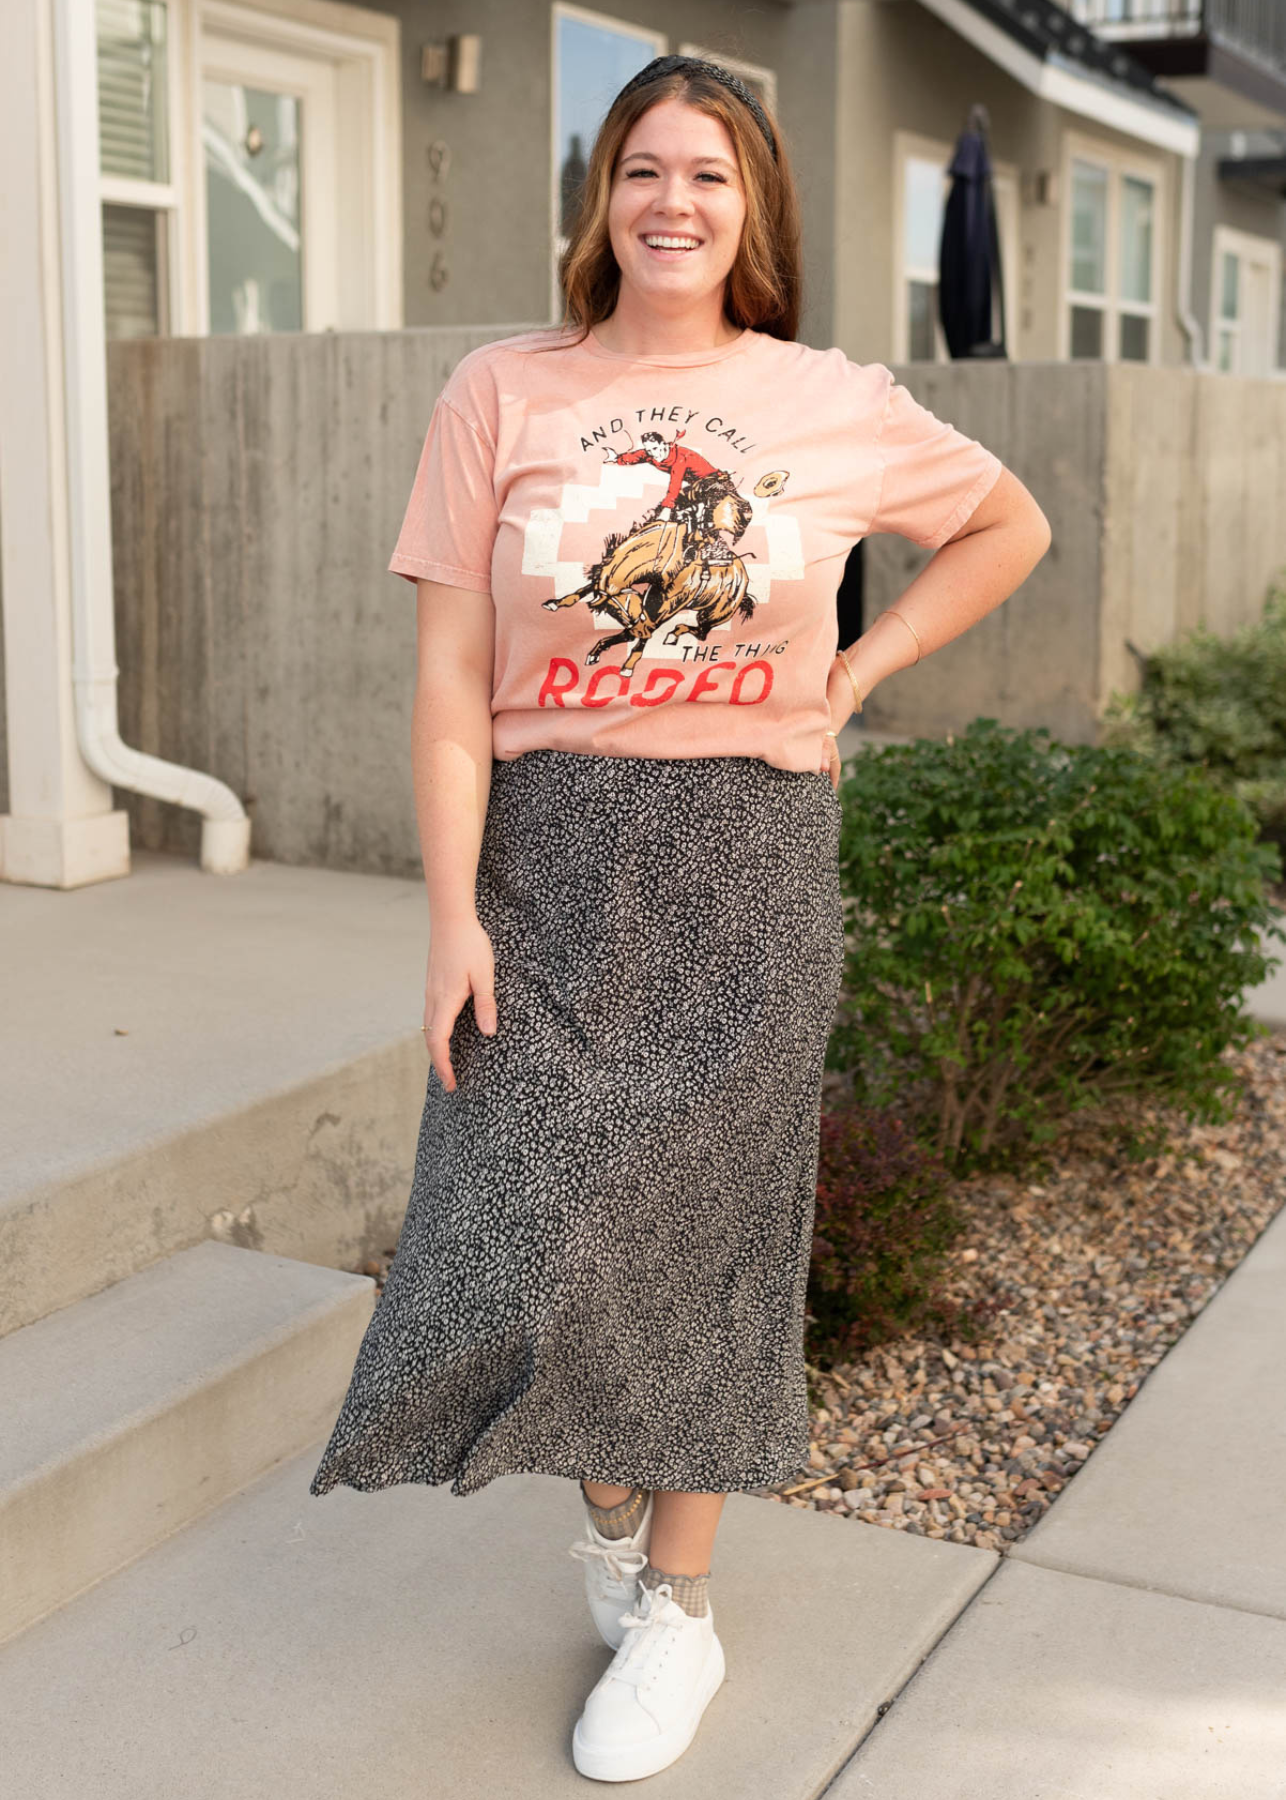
[{"x1": 807, "y1": 1104, "x2": 997, "y2": 1367}]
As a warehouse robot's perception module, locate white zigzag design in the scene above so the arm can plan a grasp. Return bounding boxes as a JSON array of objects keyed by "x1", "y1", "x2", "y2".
[{"x1": 521, "y1": 466, "x2": 805, "y2": 654}]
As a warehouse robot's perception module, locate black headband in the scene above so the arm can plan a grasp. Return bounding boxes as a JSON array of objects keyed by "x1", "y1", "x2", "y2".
[{"x1": 610, "y1": 54, "x2": 778, "y2": 164}]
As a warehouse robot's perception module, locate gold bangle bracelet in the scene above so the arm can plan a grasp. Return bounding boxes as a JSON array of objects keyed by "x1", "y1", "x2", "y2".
[
  {"x1": 835, "y1": 646, "x2": 863, "y2": 713},
  {"x1": 882, "y1": 608, "x2": 923, "y2": 663}
]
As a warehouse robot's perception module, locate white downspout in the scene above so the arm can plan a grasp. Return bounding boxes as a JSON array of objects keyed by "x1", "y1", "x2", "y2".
[
  {"x1": 1176, "y1": 142, "x2": 1205, "y2": 369},
  {"x1": 54, "y1": 0, "x2": 250, "y2": 874}
]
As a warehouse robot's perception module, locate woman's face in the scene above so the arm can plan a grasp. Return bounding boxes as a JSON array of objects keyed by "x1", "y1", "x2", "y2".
[{"x1": 607, "y1": 98, "x2": 747, "y2": 314}]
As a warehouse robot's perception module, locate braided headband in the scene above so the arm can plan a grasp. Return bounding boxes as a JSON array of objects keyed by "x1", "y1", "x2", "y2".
[{"x1": 610, "y1": 54, "x2": 778, "y2": 164}]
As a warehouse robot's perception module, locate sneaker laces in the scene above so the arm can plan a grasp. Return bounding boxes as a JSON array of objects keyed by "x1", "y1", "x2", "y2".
[
  {"x1": 568, "y1": 1537, "x2": 649, "y2": 1586},
  {"x1": 609, "y1": 1581, "x2": 689, "y2": 1688}
]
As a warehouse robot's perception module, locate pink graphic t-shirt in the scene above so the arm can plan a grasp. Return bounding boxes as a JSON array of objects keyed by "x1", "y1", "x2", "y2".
[{"x1": 388, "y1": 325, "x2": 1003, "y2": 773}]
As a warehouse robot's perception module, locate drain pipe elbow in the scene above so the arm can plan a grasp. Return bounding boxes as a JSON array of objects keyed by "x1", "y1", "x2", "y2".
[{"x1": 73, "y1": 666, "x2": 252, "y2": 874}]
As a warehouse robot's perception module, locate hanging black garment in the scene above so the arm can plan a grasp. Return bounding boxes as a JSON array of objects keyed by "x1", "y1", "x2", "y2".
[{"x1": 938, "y1": 107, "x2": 1008, "y2": 361}]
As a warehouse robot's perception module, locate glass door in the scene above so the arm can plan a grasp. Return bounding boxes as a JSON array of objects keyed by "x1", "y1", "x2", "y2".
[
  {"x1": 202, "y1": 77, "x2": 302, "y2": 332},
  {"x1": 199, "y1": 29, "x2": 339, "y2": 333}
]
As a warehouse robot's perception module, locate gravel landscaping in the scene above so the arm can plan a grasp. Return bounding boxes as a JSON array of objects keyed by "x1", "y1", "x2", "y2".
[{"x1": 767, "y1": 1029, "x2": 1286, "y2": 1550}]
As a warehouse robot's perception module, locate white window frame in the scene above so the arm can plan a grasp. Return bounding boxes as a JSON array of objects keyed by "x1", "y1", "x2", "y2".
[
  {"x1": 550, "y1": 4, "x2": 666, "y2": 322},
  {"x1": 192, "y1": 0, "x2": 400, "y2": 334},
  {"x1": 1210, "y1": 223, "x2": 1283, "y2": 377},
  {"x1": 1058, "y1": 128, "x2": 1164, "y2": 364},
  {"x1": 99, "y1": 0, "x2": 400, "y2": 336},
  {"x1": 98, "y1": 0, "x2": 186, "y2": 335},
  {"x1": 677, "y1": 43, "x2": 777, "y2": 118},
  {"x1": 891, "y1": 130, "x2": 1020, "y2": 363}
]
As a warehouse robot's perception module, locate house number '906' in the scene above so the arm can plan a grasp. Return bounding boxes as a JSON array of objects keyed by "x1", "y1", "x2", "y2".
[{"x1": 427, "y1": 138, "x2": 451, "y2": 291}]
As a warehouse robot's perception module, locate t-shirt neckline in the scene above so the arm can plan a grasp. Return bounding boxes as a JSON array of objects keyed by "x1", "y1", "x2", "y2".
[{"x1": 579, "y1": 326, "x2": 756, "y2": 368}]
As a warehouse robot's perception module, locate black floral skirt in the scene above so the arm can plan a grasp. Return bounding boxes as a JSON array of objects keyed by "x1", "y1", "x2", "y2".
[{"x1": 308, "y1": 748, "x2": 846, "y2": 1500}]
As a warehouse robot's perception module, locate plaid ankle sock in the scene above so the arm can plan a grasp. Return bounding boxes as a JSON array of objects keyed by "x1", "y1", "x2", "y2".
[
  {"x1": 580, "y1": 1479, "x2": 648, "y2": 1540},
  {"x1": 640, "y1": 1560, "x2": 710, "y2": 1619}
]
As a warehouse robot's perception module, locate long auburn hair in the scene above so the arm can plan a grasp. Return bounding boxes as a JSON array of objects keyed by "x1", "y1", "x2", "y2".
[{"x1": 542, "y1": 65, "x2": 803, "y2": 349}]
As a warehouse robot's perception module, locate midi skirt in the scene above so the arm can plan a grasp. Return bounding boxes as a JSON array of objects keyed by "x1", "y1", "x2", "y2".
[{"x1": 308, "y1": 748, "x2": 846, "y2": 1500}]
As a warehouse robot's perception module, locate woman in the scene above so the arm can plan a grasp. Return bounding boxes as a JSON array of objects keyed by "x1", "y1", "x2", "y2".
[{"x1": 309, "y1": 53, "x2": 1051, "y2": 1783}]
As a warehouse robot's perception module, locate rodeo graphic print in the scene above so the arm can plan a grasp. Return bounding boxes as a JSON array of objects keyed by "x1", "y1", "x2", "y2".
[{"x1": 522, "y1": 403, "x2": 805, "y2": 712}]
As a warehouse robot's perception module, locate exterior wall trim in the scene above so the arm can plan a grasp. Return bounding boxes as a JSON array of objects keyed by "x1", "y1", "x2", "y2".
[{"x1": 915, "y1": 0, "x2": 1201, "y2": 159}]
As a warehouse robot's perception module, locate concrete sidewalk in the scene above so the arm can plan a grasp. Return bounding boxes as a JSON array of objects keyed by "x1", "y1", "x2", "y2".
[
  {"x1": 1248, "y1": 917, "x2": 1286, "y2": 1029},
  {"x1": 3, "y1": 1203, "x2": 1285, "y2": 1796},
  {"x1": 1, "y1": 802, "x2": 1284, "y2": 1795}
]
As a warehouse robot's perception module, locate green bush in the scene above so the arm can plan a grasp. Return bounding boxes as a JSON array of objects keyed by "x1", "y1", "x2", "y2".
[
  {"x1": 806, "y1": 1103, "x2": 999, "y2": 1370},
  {"x1": 828, "y1": 718, "x2": 1285, "y2": 1174},
  {"x1": 1101, "y1": 577, "x2": 1286, "y2": 853}
]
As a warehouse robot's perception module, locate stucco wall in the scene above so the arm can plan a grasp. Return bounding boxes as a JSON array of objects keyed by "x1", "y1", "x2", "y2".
[
  {"x1": 361, "y1": 0, "x2": 841, "y2": 349},
  {"x1": 1191, "y1": 127, "x2": 1286, "y2": 364}
]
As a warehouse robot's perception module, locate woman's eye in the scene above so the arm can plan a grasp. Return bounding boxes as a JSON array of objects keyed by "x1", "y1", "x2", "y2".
[{"x1": 623, "y1": 169, "x2": 727, "y2": 183}]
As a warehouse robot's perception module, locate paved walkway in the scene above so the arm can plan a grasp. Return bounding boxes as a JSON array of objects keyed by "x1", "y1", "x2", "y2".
[{"x1": 0, "y1": 798, "x2": 1283, "y2": 1796}]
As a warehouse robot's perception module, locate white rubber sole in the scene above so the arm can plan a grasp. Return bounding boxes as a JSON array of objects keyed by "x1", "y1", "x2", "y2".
[{"x1": 571, "y1": 1629, "x2": 726, "y2": 1782}]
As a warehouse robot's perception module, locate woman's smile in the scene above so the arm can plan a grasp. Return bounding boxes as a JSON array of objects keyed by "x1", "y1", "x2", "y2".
[{"x1": 639, "y1": 233, "x2": 704, "y2": 257}]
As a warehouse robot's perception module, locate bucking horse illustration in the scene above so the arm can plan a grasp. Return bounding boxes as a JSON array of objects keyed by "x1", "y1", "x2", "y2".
[{"x1": 542, "y1": 459, "x2": 790, "y2": 678}]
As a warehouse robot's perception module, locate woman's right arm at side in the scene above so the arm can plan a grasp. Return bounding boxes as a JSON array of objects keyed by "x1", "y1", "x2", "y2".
[{"x1": 413, "y1": 576, "x2": 498, "y2": 1094}]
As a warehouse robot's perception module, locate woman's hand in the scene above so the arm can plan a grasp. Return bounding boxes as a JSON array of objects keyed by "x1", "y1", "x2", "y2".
[
  {"x1": 821, "y1": 658, "x2": 859, "y2": 787},
  {"x1": 422, "y1": 915, "x2": 497, "y2": 1094}
]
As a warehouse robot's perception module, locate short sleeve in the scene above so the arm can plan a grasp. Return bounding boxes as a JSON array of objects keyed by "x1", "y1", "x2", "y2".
[
  {"x1": 387, "y1": 394, "x2": 498, "y2": 592},
  {"x1": 867, "y1": 369, "x2": 1003, "y2": 549}
]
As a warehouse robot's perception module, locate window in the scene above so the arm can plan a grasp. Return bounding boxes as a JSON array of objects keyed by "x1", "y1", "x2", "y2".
[
  {"x1": 678, "y1": 43, "x2": 776, "y2": 116},
  {"x1": 96, "y1": 0, "x2": 399, "y2": 340},
  {"x1": 1062, "y1": 136, "x2": 1161, "y2": 363},
  {"x1": 1217, "y1": 248, "x2": 1239, "y2": 371},
  {"x1": 893, "y1": 133, "x2": 1020, "y2": 362},
  {"x1": 97, "y1": 0, "x2": 176, "y2": 337},
  {"x1": 1211, "y1": 226, "x2": 1282, "y2": 376},
  {"x1": 905, "y1": 155, "x2": 947, "y2": 360},
  {"x1": 552, "y1": 7, "x2": 664, "y2": 316}
]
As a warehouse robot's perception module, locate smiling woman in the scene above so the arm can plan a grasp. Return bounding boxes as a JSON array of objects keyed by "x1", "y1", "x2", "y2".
[
  {"x1": 307, "y1": 48, "x2": 1049, "y2": 1788},
  {"x1": 602, "y1": 112, "x2": 748, "y2": 332}
]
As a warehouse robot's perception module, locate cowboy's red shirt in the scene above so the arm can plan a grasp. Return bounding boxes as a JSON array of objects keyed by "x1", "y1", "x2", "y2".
[{"x1": 615, "y1": 443, "x2": 719, "y2": 510}]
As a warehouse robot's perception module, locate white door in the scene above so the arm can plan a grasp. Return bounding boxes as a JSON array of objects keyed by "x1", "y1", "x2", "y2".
[{"x1": 200, "y1": 29, "x2": 340, "y2": 333}]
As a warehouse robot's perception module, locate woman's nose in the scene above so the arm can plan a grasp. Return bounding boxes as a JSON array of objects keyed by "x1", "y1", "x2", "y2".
[{"x1": 653, "y1": 175, "x2": 694, "y2": 214}]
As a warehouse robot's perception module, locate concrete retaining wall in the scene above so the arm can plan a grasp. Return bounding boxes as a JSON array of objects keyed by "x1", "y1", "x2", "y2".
[
  {"x1": 861, "y1": 360, "x2": 1286, "y2": 743},
  {"x1": 84, "y1": 332, "x2": 1286, "y2": 872}
]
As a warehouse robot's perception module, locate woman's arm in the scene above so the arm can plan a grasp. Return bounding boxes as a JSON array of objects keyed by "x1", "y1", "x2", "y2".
[
  {"x1": 413, "y1": 577, "x2": 498, "y2": 1092},
  {"x1": 836, "y1": 465, "x2": 1052, "y2": 710}
]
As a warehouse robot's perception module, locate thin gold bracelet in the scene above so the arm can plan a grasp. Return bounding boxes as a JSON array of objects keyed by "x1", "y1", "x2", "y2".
[
  {"x1": 835, "y1": 646, "x2": 863, "y2": 713},
  {"x1": 882, "y1": 608, "x2": 923, "y2": 663}
]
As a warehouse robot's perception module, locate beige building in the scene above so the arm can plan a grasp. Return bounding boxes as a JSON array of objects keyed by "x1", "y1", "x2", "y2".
[
  {"x1": 5, "y1": 0, "x2": 1286, "y2": 888},
  {"x1": 86, "y1": 0, "x2": 1285, "y2": 368}
]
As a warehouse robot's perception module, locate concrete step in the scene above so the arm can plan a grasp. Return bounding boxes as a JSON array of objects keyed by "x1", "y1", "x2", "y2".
[
  {"x1": 0, "y1": 848, "x2": 432, "y2": 1338},
  {"x1": 0, "y1": 1441, "x2": 995, "y2": 1799},
  {"x1": 0, "y1": 1240, "x2": 373, "y2": 1644}
]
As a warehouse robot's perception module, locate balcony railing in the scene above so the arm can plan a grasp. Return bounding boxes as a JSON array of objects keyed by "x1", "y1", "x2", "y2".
[{"x1": 1070, "y1": 1, "x2": 1286, "y2": 76}]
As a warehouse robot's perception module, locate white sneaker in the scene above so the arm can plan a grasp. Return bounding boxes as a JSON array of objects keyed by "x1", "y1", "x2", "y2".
[
  {"x1": 568, "y1": 1488, "x2": 654, "y2": 1650},
  {"x1": 571, "y1": 1579, "x2": 726, "y2": 1782}
]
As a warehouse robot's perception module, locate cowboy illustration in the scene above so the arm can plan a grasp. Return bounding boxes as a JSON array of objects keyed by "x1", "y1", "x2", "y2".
[{"x1": 604, "y1": 429, "x2": 744, "y2": 560}]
